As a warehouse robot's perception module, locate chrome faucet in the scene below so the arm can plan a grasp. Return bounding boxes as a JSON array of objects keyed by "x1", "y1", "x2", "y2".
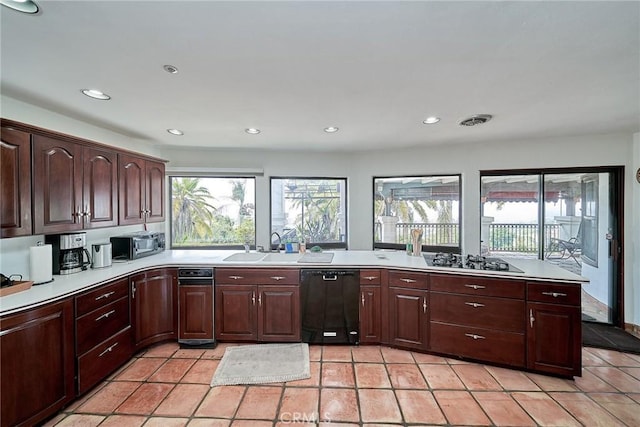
[{"x1": 270, "y1": 232, "x2": 282, "y2": 253}]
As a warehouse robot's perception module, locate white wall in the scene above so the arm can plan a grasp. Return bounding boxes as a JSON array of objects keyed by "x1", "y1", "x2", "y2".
[
  {"x1": 1, "y1": 97, "x2": 638, "y2": 328},
  {"x1": 1, "y1": 96, "x2": 160, "y2": 158}
]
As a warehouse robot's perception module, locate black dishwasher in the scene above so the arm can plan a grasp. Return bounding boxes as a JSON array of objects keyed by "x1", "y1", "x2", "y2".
[{"x1": 300, "y1": 270, "x2": 360, "y2": 344}]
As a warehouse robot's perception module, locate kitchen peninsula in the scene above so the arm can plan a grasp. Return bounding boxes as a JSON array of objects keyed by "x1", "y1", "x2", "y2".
[{"x1": 0, "y1": 250, "x2": 586, "y2": 427}]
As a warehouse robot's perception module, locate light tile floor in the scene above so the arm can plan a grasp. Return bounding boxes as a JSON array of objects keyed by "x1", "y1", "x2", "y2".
[{"x1": 45, "y1": 342, "x2": 640, "y2": 426}]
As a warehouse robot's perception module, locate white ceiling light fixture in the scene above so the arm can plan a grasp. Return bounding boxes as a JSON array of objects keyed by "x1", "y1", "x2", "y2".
[
  {"x1": 324, "y1": 126, "x2": 339, "y2": 133},
  {"x1": 0, "y1": 0, "x2": 39, "y2": 14},
  {"x1": 81, "y1": 89, "x2": 111, "y2": 100},
  {"x1": 422, "y1": 117, "x2": 440, "y2": 124},
  {"x1": 245, "y1": 128, "x2": 261, "y2": 134},
  {"x1": 163, "y1": 64, "x2": 179, "y2": 74},
  {"x1": 167, "y1": 128, "x2": 184, "y2": 136},
  {"x1": 459, "y1": 114, "x2": 493, "y2": 126}
]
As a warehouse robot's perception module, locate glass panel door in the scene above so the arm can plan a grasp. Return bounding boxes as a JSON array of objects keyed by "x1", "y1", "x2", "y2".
[
  {"x1": 480, "y1": 175, "x2": 540, "y2": 258},
  {"x1": 543, "y1": 172, "x2": 615, "y2": 324}
]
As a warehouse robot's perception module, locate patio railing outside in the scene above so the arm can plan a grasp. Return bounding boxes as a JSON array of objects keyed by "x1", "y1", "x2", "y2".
[
  {"x1": 488, "y1": 224, "x2": 559, "y2": 253},
  {"x1": 374, "y1": 221, "x2": 560, "y2": 253}
]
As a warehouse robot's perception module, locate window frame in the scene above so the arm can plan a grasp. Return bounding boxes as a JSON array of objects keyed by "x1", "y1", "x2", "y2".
[
  {"x1": 169, "y1": 175, "x2": 256, "y2": 250},
  {"x1": 372, "y1": 174, "x2": 462, "y2": 253},
  {"x1": 270, "y1": 176, "x2": 348, "y2": 250}
]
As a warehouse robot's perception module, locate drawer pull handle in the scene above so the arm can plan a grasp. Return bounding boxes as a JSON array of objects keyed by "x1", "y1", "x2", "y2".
[
  {"x1": 362, "y1": 293, "x2": 365, "y2": 307},
  {"x1": 465, "y1": 302, "x2": 485, "y2": 308},
  {"x1": 99, "y1": 342, "x2": 119, "y2": 357},
  {"x1": 542, "y1": 291, "x2": 567, "y2": 298},
  {"x1": 258, "y1": 293, "x2": 262, "y2": 306},
  {"x1": 530, "y1": 309, "x2": 535, "y2": 328},
  {"x1": 465, "y1": 333, "x2": 486, "y2": 340},
  {"x1": 363, "y1": 276, "x2": 378, "y2": 281},
  {"x1": 400, "y1": 278, "x2": 417, "y2": 283},
  {"x1": 95, "y1": 309, "x2": 116, "y2": 322},
  {"x1": 95, "y1": 291, "x2": 115, "y2": 301},
  {"x1": 252, "y1": 291, "x2": 256, "y2": 305},
  {"x1": 423, "y1": 297, "x2": 427, "y2": 313},
  {"x1": 270, "y1": 276, "x2": 286, "y2": 281},
  {"x1": 464, "y1": 284, "x2": 485, "y2": 290},
  {"x1": 229, "y1": 275, "x2": 244, "y2": 280}
]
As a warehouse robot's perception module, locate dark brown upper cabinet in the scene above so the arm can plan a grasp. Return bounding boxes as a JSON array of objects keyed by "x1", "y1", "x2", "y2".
[
  {"x1": 119, "y1": 154, "x2": 165, "y2": 225},
  {"x1": 1, "y1": 126, "x2": 32, "y2": 238},
  {"x1": 32, "y1": 135, "x2": 118, "y2": 234}
]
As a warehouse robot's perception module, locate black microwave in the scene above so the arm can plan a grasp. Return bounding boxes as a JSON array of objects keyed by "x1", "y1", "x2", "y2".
[{"x1": 110, "y1": 232, "x2": 165, "y2": 260}]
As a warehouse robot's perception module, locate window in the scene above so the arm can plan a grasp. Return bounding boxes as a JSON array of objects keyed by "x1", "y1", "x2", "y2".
[
  {"x1": 170, "y1": 177, "x2": 255, "y2": 248},
  {"x1": 373, "y1": 175, "x2": 461, "y2": 252},
  {"x1": 270, "y1": 178, "x2": 347, "y2": 249}
]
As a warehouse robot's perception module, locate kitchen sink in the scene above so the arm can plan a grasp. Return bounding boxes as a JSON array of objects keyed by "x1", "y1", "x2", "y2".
[
  {"x1": 223, "y1": 252, "x2": 267, "y2": 262},
  {"x1": 260, "y1": 252, "x2": 302, "y2": 263}
]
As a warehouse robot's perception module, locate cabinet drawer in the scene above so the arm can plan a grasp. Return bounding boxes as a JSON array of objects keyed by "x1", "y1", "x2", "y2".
[
  {"x1": 76, "y1": 278, "x2": 129, "y2": 317},
  {"x1": 77, "y1": 327, "x2": 133, "y2": 394},
  {"x1": 430, "y1": 274, "x2": 524, "y2": 299},
  {"x1": 430, "y1": 292, "x2": 525, "y2": 333},
  {"x1": 527, "y1": 282, "x2": 580, "y2": 306},
  {"x1": 430, "y1": 322, "x2": 525, "y2": 367},
  {"x1": 388, "y1": 271, "x2": 428, "y2": 289},
  {"x1": 76, "y1": 296, "x2": 130, "y2": 355},
  {"x1": 216, "y1": 268, "x2": 299, "y2": 285},
  {"x1": 360, "y1": 269, "x2": 381, "y2": 285}
]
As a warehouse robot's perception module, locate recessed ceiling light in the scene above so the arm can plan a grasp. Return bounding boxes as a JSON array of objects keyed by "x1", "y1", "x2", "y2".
[
  {"x1": 81, "y1": 89, "x2": 111, "y2": 100},
  {"x1": 0, "y1": 0, "x2": 39, "y2": 14},
  {"x1": 167, "y1": 129, "x2": 184, "y2": 136},
  {"x1": 423, "y1": 117, "x2": 440, "y2": 124},
  {"x1": 324, "y1": 127, "x2": 339, "y2": 133},
  {"x1": 163, "y1": 64, "x2": 179, "y2": 74},
  {"x1": 245, "y1": 128, "x2": 261, "y2": 134}
]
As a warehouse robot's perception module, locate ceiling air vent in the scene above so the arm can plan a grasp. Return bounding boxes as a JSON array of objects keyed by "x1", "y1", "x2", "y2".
[{"x1": 459, "y1": 114, "x2": 493, "y2": 127}]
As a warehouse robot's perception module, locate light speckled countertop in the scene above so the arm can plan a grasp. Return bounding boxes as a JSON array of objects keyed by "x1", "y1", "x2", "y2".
[{"x1": 0, "y1": 250, "x2": 587, "y2": 316}]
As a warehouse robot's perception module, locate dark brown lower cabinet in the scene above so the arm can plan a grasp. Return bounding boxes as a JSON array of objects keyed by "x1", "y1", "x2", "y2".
[
  {"x1": 0, "y1": 299, "x2": 75, "y2": 427},
  {"x1": 215, "y1": 284, "x2": 300, "y2": 342},
  {"x1": 388, "y1": 287, "x2": 429, "y2": 350},
  {"x1": 179, "y1": 285, "x2": 214, "y2": 341},
  {"x1": 359, "y1": 285, "x2": 381, "y2": 343},
  {"x1": 258, "y1": 285, "x2": 300, "y2": 341},
  {"x1": 527, "y1": 302, "x2": 582, "y2": 377},
  {"x1": 131, "y1": 268, "x2": 178, "y2": 349}
]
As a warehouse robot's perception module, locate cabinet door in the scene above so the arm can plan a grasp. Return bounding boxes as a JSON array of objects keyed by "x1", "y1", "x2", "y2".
[
  {"x1": 360, "y1": 285, "x2": 381, "y2": 343},
  {"x1": 215, "y1": 284, "x2": 257, "y2": 341},
  {"x1": 1, "y1": 126, "x2": 32, "y2": 238},
  {"x1": 118, "y1": 154, "x2": 145, "y2": 225},
  {"x1": 145, "y1": 160, "x2": 165, "y2": 223},
  {"x1": 388, "y1": 287, "x2": 428, "y2": 350},
  {"x1": 83, "y1": 146, "x2": 118, "y2": 229},
  {"x1": 32, "y1": 135, "x2": 83, "y2": 233},
  {"x1": 527, "y1": 302, "x2": 581, "y2": 377},
  {"x1": 0, "y1": 299, "x2": 74, "y2": 427},
  {"x1": 179, "y1": 285, "x2": 213, "y2": 341},
  {"x1": 258, "y1": 285, "x2": 300, "y2": 342},
  {"x1": 132, "y1": 269, "x2": 177, "y2": 348}
]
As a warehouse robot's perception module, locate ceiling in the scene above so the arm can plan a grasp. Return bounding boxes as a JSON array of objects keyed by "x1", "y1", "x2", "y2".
[{"x1": 1, "y1": 1, "x2": 639, "y2": 152}]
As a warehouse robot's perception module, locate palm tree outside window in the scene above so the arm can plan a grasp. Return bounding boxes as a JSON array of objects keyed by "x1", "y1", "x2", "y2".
[
  {"x1": 373, "y1": 175, "x2": 462, "y2": 253},
  {"x1": 170, "y1": 176, "x2": 256, "y2": 249}
]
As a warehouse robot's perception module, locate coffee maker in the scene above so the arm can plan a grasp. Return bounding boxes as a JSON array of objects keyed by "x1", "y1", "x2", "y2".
[{"x1": 45, "y1": 233, "x2": 91, "y2": 275}]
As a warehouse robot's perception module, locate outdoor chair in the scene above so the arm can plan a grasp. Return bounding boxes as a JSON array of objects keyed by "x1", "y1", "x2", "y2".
[{"x1": 546, "y1": 222, "x2": 583, "y2": 265}]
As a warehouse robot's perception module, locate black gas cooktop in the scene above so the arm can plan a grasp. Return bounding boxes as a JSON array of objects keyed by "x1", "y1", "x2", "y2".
[{"x1": 423, "y1": 253, "x2": 524, "y2": 273}]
